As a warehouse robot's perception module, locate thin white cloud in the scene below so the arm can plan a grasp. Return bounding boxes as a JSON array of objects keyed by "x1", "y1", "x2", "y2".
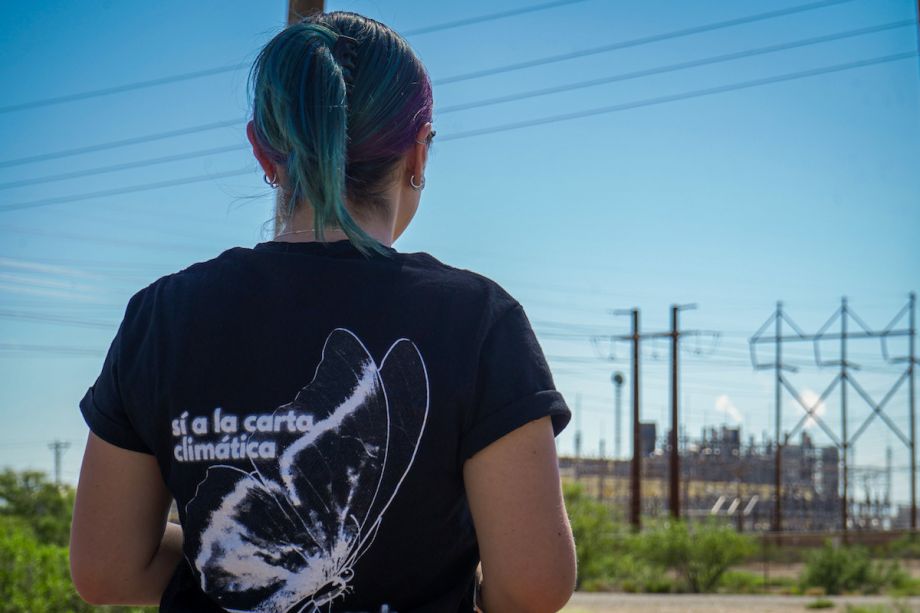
[
  {"x1": 0, "y1": 271, "x2": 99, "y2": 292},
  {"x1": 0, "y1": 282, "x2": 101, "y2": 302},
  {"x1": 0, "y1": 257, "x2": 101, "y2": 280}
]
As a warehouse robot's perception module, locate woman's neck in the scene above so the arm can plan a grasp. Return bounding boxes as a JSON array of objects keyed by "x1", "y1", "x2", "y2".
[{"x1": 273, "y1": 201, "x2": 395, "y2": 246}]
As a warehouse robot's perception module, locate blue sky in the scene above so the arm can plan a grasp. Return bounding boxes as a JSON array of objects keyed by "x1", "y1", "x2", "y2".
[{"x1": 0, "y1": 0, "x2": 917, "y2": 501}]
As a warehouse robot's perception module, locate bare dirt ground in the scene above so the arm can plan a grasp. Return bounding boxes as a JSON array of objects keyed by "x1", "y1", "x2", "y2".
[{"x1": 562, "y1": 593, "x2": 920, "y2": 612}]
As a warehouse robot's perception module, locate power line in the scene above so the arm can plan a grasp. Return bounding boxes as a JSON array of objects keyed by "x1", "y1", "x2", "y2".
[
  {"x1": 1, "y1": 51, "x2": 913, "y2": 213},
  {"x1": 0, "y1": 343, "x2": 104, "y2": 356},
  {"x1": 0, "y1": 438, "x2": 80, "y2": 450},
  {"x1": 0, "y1": 255, "x2": 170, "y2": 270},
  {"x1": 0, "y1": 167, "x2": 252, "y2": 213},
  {"x1": 0, "y1": 119, "x2": 244, "y2": 169},
  {"x1": 13, "y1": 19, "x2": 900, "y2": 191},
  {"x1": 0, "y1": 0, "x2": 862, "y2": 169},
  {"x1": 437, "y1": 20, "x2": 914, "y2": 114},
  {"x1": 0, "y1": 309, "x2": 115, "y2": 330},
  {"x1": 439, "y1": 51, "x2": 917, "y2": 141},
  {"x1": 433, "y1": 0, "x2": 857, "y2": 85},
  {"x1": 0, "y1": 64, "x2": 251, "y2": 116},
  {"x1": 0, "y1": 0, "x2": 592, "y2": 116},
  {"x1": 0, "y1": 223, "x2": 213, "y2": 255},
  {"x1": 0, "y1": 144, "x2": 248, "y2": 191},
  {"x1": 400, "y1": 0, "x2": 590, "y2": 36}
]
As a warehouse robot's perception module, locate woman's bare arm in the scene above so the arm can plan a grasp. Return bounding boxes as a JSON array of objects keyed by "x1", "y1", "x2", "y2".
[
  {"x1": 70, "y1": 432, "x2": 183, "y2": 605},
  {"x1": 463, "y1": 415, "x2": 577, "y2": 612}
]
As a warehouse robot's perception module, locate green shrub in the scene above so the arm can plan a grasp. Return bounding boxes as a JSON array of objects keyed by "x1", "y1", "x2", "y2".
[
  {"x1": 806, "y1": 598, "x2": 835, "y2": 609},
  {"x1": 718, "y1": 569, "x2": 763, "y2": 594},
  {"x1": 801, "y1": 541, "x2": 912, "y2": 596},
  {"x1": 865, "y1": 559, "x2": 911, "y2": 595},
  {"x1": 609, "y1": 550, "x2": 676, "y2": 593},
  {"x1": 887, "y1": 533, "x2": 920, "y2": 560},
  {"x1": 632, "y1": 519, "x2": 755, "y2": 593},
  {"x1": 563, "y1": 482, "x2": 674, "y2": 592},
  {"x1": 801, "y1": 542, "x2": 871, "y2": 595},
  {"x1": 563, "y1": 481, "x2": 620, "y2": 589}
]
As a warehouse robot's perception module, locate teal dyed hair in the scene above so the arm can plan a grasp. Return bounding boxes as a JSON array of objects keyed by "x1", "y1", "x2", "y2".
[{"x1": 249, "y1": 12, "x2": 434, "y2": 256}]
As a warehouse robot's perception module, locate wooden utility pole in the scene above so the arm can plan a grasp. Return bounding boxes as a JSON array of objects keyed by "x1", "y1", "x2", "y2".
[
  {"x1": 48, "y1": 440, "x2": 70, "y2": 486},
  {"x1": 669, "y1": 304, "x2": 696, "y2": 520},
  {"x1": 629, "y1": 309, "x2": 641, "y2": 530},
  {"x1": 608, "y1": 306, "x2": 709, "y2": 529},
  {"x1": 276, "y1": 0, "x2": 325, "y2": 225},
  {"x1": 288, "y1": 0, "x2": 324, "y2": 24},
  {"x1": 574, "y1": 393, "x2": 582, "y2": 483},
  {"x1": 612, "y1": 308, "x2": 642, "y2": 530}
]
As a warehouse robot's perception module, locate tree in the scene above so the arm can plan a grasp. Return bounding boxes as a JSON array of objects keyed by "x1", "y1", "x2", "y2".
[
  {"x1": 0, "y1": 469, "x2": 154, "y2": 612},
  {"x1": 0, "y1": 469, "x2": 75, "y2": 547}
]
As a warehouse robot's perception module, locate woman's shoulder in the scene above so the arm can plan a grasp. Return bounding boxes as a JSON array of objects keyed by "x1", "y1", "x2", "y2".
[
  {"x1": 397, "y1": 249, "x2": 520, "y2": 313},
  {"x1": 119, "y1": 247, "x2": 245, "y2": 315},
  {"x1": 125, "y1": 245, "x2": 521, "y2": 323}
]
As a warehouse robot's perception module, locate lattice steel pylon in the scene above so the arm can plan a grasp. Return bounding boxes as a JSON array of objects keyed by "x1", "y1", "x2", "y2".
[{"x1": 749, "y1": 293, "x2": 917, "y2": 536}]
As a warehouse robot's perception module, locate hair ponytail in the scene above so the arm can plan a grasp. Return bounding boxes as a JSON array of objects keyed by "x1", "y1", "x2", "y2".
[
  {"x1": 250, "y1": 21, "x2": 388, "y2": 256},
  {"x1": 251, "y1": 13, "x2": 434, "y2": 256}
]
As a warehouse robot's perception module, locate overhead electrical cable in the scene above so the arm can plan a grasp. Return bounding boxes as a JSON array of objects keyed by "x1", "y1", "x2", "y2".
[
  {"x1": 0, "y1": 119, "x2": 244, "y2": 169},
  {"x1": 432, "y1": 0, "x2": 856, "y2": 85},
  {"x1": 0, "y1": 0, "x2": 860, "y2": 169},
  {"x1": 0, "y1": 309, "x2": 115, "y2": 329},
  {"x1": 0, "y1": 0, "x2": 593, "y2": 115},
  {"x1": 0, "y1": 167, "x2": 252, "y2": 213},
  {"x1": 2, "y1": 51, "x2": 913, "y2": 212},
  {"x1": 438, "y1": 51, "x2": 917, "y2": 142},
  {"x1": 0, "y1": 144, "x2": 248, "y2": 191},
  {"x1": 400, "y1": 0, "x2": 591, "y2": 36},
  {"x1": 437, "y1": 19, "x2": 913, "y2": 113},
  {"x1": 0, "y1": 343, "x2": 103, "y2": 356},
  {"x1": 4, "y1": 20, "x2": 905, "y2": 188}
]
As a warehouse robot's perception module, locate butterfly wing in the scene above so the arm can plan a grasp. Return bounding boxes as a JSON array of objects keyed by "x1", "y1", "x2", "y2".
[
  {"x1": 352, "y1": 338, "x2": 430, "y2": 559},
  {"x1": 184, "y1": 465, "x2": 324, "y2": 613},
  {"x1": 187, "y1": 329, "x2": 397, "y2": 611},
  {"x1": 185, "y1": 330, "x2": 430, "y2": 611}
]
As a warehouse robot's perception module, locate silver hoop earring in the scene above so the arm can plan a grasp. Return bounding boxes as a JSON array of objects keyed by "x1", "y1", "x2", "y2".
[
  {"x1": 410, "y1": 174, "x2": 425, "y2": 191},
  {"x1": 263, "y1": 173, "x2": 278, "y2": 188}
]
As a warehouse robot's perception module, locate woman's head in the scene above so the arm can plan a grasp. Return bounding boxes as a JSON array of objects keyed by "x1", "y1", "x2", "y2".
[{"x1": 247, "y1": 11, "x2": 434, "y2": 255}]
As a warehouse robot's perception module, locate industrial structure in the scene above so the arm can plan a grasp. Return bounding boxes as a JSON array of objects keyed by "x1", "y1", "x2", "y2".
[
  {"x1": 577, "y1": 293, "x2": 916, "y2": 535},
  {"x1": 560, "y1": 422, "x2": 899, "y2": 532}
]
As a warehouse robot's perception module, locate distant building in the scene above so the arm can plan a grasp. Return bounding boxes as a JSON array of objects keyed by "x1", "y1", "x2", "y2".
[
  {"x1": 558, "y1": 422, "x2": 893, "y2": 531},
  {"x1": 639, "y1": 422, "x2": 656, "y2": 457}
]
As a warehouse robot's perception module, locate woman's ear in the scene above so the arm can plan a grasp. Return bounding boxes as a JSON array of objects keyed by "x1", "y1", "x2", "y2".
[
  {"x1": 247, "y1": 120, "x2": 277, "y2": 180},
  {"x1": 407, "y1": 122, "x2": 432, "y2": 181}
]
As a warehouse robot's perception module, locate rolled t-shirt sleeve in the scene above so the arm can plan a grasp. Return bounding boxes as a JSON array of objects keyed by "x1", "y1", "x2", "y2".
[
  {"x1": 459, "y1": 301, "x2": 571, "y2": 462},
  {"x1": 79, "y1": 289, "x2": 153, "y2": 454}
]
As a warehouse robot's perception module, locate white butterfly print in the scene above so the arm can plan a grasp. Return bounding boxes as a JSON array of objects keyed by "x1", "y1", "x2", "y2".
[{"x1": 184, "y1": 329, "x2": 430, "y2": 613}]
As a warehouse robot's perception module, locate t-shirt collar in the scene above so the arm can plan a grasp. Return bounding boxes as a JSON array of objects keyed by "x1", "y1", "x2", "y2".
[{"x1": 252, "y1": 239, "x2": 398, "y2": 259}]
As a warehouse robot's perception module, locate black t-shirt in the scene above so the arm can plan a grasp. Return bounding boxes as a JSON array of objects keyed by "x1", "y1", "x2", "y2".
[{"x1": 79, "y1": 239, "x2": 571, "y2": 613}]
